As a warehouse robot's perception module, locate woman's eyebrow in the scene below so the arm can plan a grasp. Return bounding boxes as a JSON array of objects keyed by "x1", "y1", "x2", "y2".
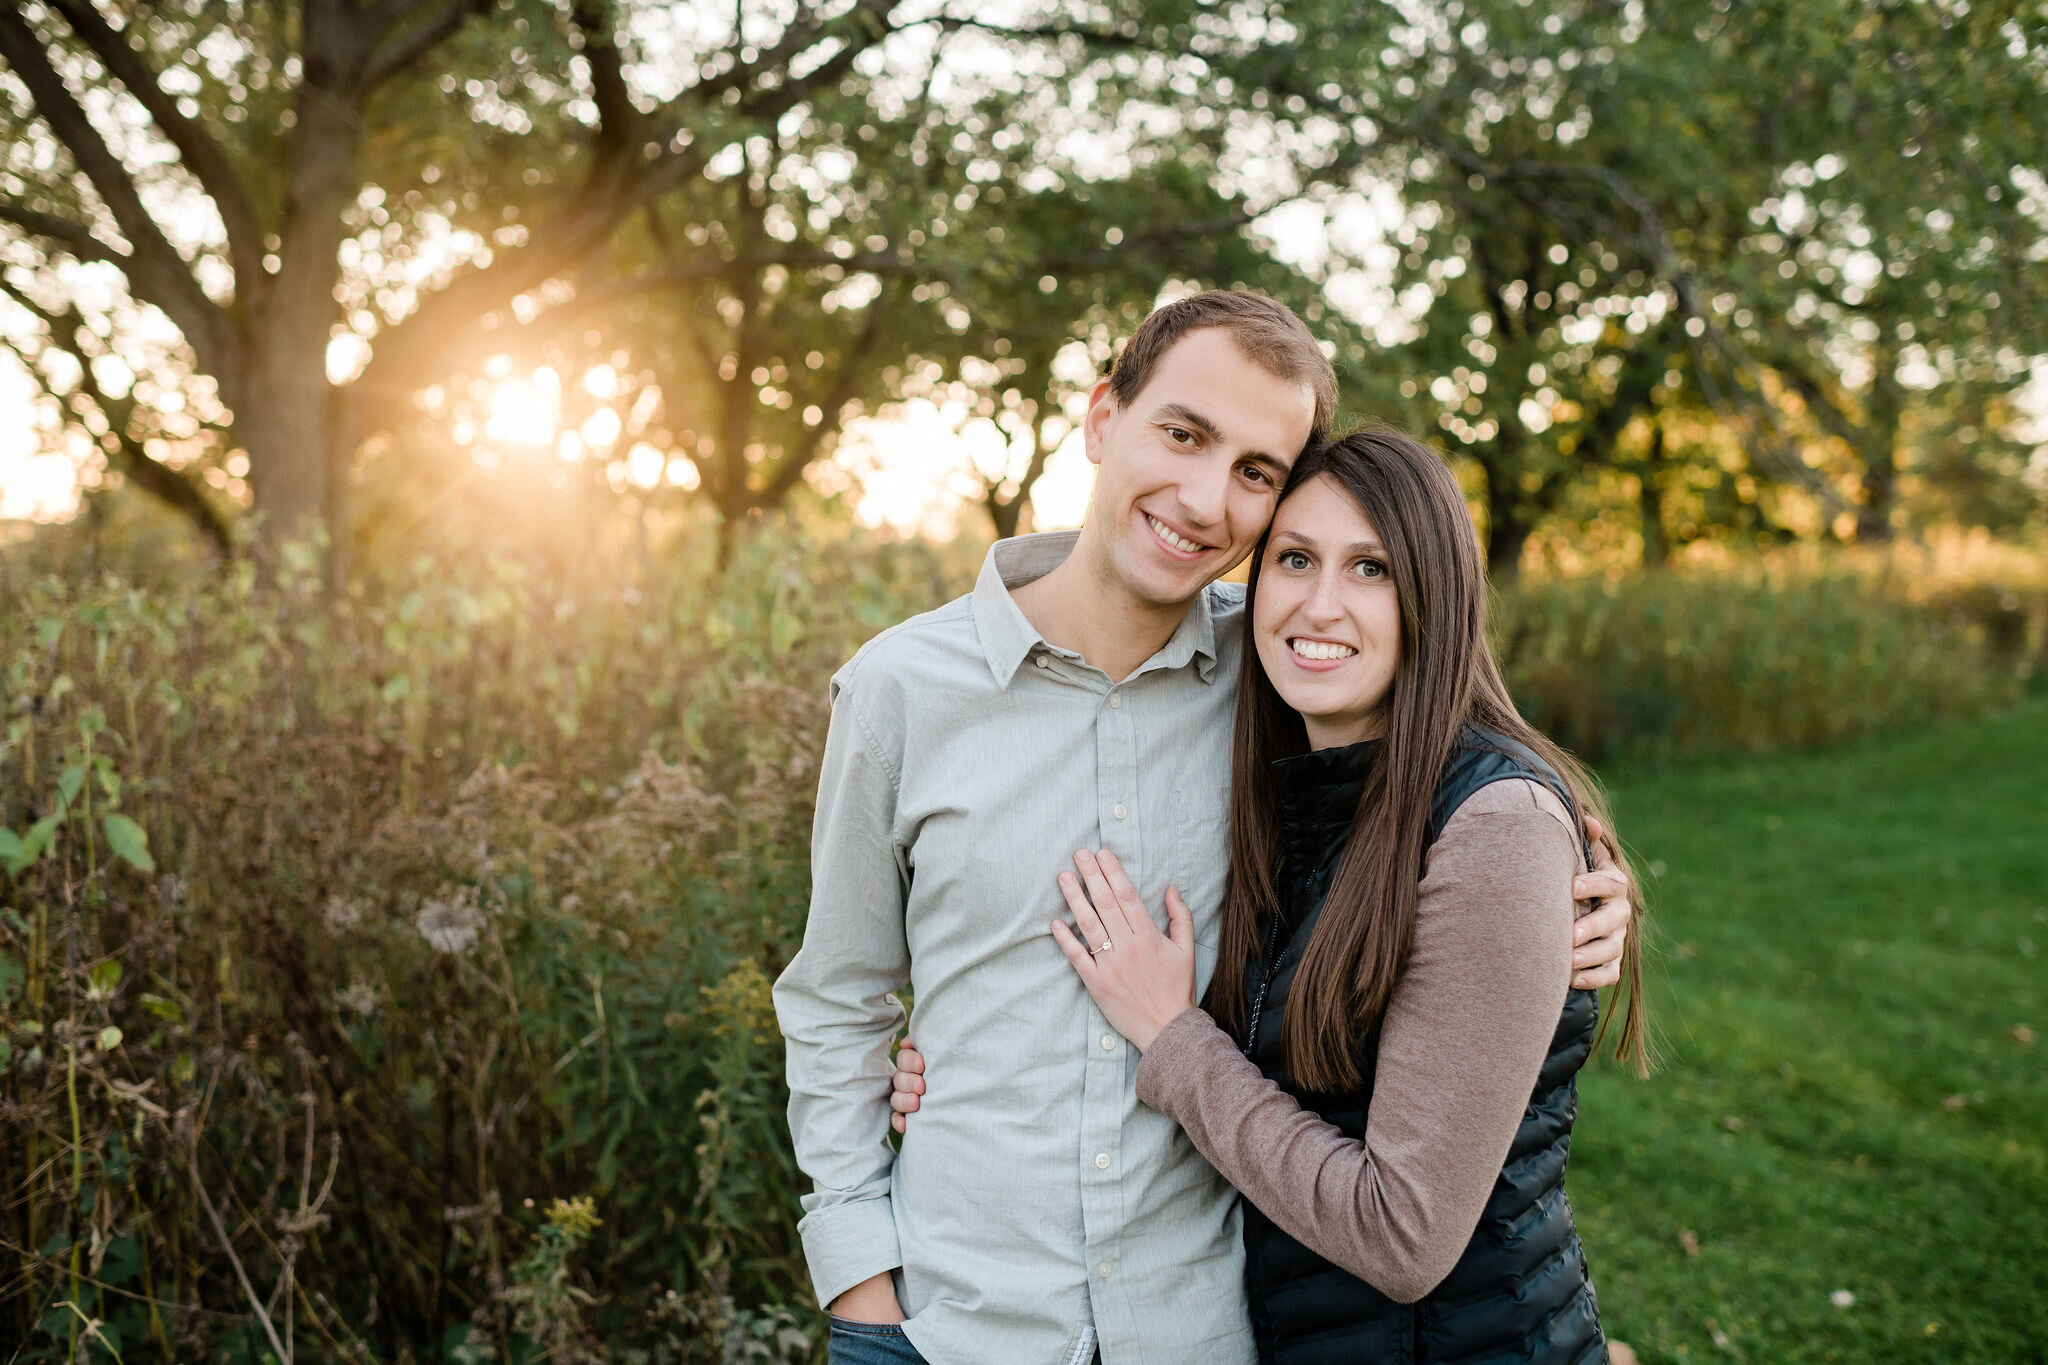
[{"x1": 1270, "y1": 531, "x2": 1388, "y2": 556}]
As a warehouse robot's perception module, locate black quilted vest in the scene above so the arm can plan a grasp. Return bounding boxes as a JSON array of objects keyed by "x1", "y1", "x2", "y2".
[{"x1": 1236, "y1": 728, "x2": 1607, "y2": 1365}]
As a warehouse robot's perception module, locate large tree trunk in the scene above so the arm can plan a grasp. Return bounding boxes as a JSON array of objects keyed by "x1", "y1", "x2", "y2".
[
  {"x1": 1478, "y1": 436, "x2": 1534, "y2": 583},
  {"x1": 987, "y1": 493, "x2": 1027, "y2": 540},
  {"x1": 1484, "y1": 490, "x2": 1533, "y2": 584},
  {"x1": 1639, "y1": 425, "x2": 1668, "y2": 568},
  {"x1": 243, "y1": 17, "x2": 366, "y2": 565},
  {"x1": 1858, "y1": 345, "x2": 1904, "y2": 541}
]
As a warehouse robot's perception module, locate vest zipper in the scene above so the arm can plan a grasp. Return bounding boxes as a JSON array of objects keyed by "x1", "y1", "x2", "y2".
[{"x1": 1242, "y1": 865, "x2": 1313, "y2": 1059}]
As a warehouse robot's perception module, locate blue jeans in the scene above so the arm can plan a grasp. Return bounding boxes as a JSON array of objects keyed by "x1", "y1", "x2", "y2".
[{"x1": 826, "y1": 1317, "x2": 927, "y2": 1365}]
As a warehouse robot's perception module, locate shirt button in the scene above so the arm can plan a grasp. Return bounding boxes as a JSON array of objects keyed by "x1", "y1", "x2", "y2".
[
  {"x1": 1113, "y1": 803, "x2": 1127, "y2": 820},
  {"x1": 1108, "y1": 693, "x2": 1122, "y2": 709},
  {"x1": 1094, "y1": 1152, "x2": 1110, "y2": 1169},
  {"x1": 1100, "y1": 1033, "x2": 1116, "y2": 1051},
  {"x1": 1036, "y1": 655, "x2": 1051, "y2": 668},
  {"x1": 1098, "y1": 1261, "x2": 1113, "y2": 1279}
]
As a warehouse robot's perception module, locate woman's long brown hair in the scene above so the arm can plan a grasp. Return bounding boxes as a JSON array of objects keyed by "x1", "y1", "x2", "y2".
[{"x1": 1205, "y1": 425, "x2": 1651, "y2": 1090}]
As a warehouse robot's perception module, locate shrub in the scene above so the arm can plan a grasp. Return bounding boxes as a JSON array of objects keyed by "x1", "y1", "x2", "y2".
[
  {"x1": 1495, "y1": 540, "x2": 2043, "y2": 764},
  {"x1": 0, "y1": 526, "x2": 968, "y2": 1363}
]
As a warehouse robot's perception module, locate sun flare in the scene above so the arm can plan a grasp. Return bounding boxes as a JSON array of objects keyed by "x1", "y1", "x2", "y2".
[{"x1": 482, "y1": 370, "x2": 560, "y2": 447}]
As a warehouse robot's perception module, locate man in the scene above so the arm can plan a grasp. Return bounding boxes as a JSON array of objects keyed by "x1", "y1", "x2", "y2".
[{"x1": 773, "y1": 292, "x2": 1631, "y2": 1365}]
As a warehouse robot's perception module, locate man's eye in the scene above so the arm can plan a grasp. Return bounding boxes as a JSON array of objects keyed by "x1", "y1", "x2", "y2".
[
  {"x1": 1165, "y1": 427, "x2": 1193, "y2": 445},
  {"x1": 1238, "y1": 464, "x2": 1269, "y2": 485}
]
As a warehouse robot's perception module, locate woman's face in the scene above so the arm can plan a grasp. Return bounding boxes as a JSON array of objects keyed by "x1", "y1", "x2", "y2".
[{"x1": 1251, "y1": 474, "x2": 1403, "y2": 750}]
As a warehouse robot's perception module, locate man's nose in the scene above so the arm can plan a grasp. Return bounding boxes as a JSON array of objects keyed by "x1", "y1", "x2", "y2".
[{"x1": 1178, "y1": 458, "x2": 1232, "y2": 530}]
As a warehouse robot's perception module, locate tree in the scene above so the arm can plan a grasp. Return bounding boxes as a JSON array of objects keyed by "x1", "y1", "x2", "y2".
[
  {"x1": 1194, "y1": 0, "x2": 2048, "y2": 566},
  {"x1": 5, "y1": 0, "x2": 1258, "y2": 574}
]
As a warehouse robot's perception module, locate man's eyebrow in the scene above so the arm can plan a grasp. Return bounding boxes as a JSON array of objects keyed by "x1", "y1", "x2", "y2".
[
  {"x1": 1152, "y1": 403, "x2": 1223, "y2": 442},
  {"x1": 1153, "y1": 402, "x2": 1291, "y2": 476}
]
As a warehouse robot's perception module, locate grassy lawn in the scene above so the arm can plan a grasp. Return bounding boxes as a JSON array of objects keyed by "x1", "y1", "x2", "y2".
[{"x1": 1574, "y1": 700, "x2": 2048, "y2": 1364}]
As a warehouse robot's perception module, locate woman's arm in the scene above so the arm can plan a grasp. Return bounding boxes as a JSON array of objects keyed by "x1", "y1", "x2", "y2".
[{"x1": 1134, "y1": 778, "x2": 1582, "y2": 1303}]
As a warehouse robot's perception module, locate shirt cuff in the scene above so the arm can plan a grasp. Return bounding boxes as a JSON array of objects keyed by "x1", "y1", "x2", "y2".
[
  {"x1": 798, "y1": 1194, "x2": 903, "y2": 1309},
  {"x1": 1135, "y1": 1007, "x2": 1232, "y2": 1119}
]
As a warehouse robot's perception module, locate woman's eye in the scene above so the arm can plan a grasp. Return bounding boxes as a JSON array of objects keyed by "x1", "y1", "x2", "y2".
[
  {"x1": 1278, "y1": 550, "x2": 1311, "y2": 570},
  {"x1": 1355, "y1": 558, "x2": 1387, "y2": 580}
]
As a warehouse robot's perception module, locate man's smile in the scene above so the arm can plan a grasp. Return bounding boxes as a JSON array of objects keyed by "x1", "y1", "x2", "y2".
[{"x1": 1144, "y1": 511, "x2": 1211, "y2": 557}]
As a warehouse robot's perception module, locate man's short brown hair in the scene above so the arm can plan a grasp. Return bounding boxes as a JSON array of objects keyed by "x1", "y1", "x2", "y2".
[{"x1": 1107, "y1": 290, "x2": 1337, "y2": 440}]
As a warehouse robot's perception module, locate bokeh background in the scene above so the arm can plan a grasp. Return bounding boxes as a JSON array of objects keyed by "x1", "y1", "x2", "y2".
[{"x1": 1, "y1": 2, "x2": 2043, "y2": 1361}]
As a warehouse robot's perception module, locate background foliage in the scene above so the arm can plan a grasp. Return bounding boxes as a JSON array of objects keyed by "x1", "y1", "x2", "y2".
[
  {"x1": 2, "y1": 0, "x2": 2046, "y2": 1361},
  {"x1": 2, "y1": 520, "x2": 2043, "y2": 1361}
]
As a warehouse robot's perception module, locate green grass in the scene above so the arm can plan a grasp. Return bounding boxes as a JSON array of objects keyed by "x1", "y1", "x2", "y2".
[{"x1": 1575, "y1": 701, "x2": 2048, "y2": 1364}]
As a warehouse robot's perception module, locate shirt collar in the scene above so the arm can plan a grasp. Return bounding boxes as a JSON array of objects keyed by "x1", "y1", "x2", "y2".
[{"x1": 971, "y1": 531, "x2": 1223, "y2": 688}]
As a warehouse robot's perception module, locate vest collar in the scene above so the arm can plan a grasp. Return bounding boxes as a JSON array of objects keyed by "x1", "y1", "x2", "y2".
[{"x1": 1270, "y1": 740, "x2": 1378, "y2": 847}]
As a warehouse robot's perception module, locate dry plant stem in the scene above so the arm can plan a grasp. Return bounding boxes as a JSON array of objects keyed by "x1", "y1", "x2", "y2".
[{"x1": 191, "y1": 1155, "x2": 291, "y2": 1364}]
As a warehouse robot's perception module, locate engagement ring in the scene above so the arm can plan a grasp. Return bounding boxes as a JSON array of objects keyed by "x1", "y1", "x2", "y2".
[{"x1": 1090, "y1": 939, "x2": 1114, "y2": 955}]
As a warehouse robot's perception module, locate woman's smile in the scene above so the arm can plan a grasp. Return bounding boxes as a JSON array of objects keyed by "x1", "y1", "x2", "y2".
[{"x1": 1286, "y1": 636, "x2": 1359, "y2": 668}]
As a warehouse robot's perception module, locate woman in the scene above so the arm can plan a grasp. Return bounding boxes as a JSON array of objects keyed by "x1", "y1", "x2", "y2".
[{"x1": 895, "y1": 427, "x2": 1648, "y2": 1363}]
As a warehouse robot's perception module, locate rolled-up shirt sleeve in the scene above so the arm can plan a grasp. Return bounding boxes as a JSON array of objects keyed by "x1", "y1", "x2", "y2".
[{"x1": 772, "y1": 669, "x2": 912, "y2": 1308}]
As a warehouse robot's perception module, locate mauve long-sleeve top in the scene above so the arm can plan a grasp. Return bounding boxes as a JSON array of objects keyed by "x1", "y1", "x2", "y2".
[{"x1": 1134, "y1": 777, "x2": 1586, "y2": 1304}]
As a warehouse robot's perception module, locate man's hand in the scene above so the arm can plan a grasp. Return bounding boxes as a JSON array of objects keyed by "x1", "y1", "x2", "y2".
[
  {"x1": 889, "y1": 1038, "x2": 925, "y2": 1134},
  {"x1": 828, "y1": 1271, "x2": 906, "y2": 1324},
  {"x1": 1570, "y1": 813, "x2": 1634, "y2": 990}
]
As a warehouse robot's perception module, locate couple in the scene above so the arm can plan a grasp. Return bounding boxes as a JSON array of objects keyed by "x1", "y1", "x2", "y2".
[{"x1": 772, "y1": 291, "x2": 1645, "y2": 1365}]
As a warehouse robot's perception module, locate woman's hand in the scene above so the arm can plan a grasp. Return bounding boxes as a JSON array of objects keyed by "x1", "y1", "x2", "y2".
[{"x1": 1048, "y1": 849, "x2": 1198, "y2": 1053}]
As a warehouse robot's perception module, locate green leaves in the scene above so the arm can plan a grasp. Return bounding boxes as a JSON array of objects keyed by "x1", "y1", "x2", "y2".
[
  {"x1": 2, "y1": 815, "x2": 60, "y2": 879},
  {"x1": 86, "y1": 959, "x2": 122, "y2": 1000},
  {"x1": 100, "y1": 814, "x2": 154, "y2": 873}
]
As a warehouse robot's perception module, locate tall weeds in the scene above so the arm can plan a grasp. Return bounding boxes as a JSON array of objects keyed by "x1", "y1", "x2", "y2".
[
  {"x1": 0, "y1": 527, "x2": 963, "y2": 1363},
  {"x1": 1496, "y1": 535, "x2": 2043, "y2": 763},
  {"x1": 0, "y1": 522, "x2": 2037, "y2": 1360}
]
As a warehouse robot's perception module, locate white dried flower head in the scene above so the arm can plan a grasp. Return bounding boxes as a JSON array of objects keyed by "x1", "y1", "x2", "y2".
[
  {"x1": 323, "y1": 895, "x2": 368, "y2": 931},
  {"x1": 337, "y1": 982, "x2": 379, "y2": 1016},
  {"x1": 415, "y1": 885, "x2": 483, "y2": 955}
]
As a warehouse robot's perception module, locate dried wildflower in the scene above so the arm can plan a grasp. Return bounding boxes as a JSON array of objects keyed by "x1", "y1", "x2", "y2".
[
  {"x1": 416, "y1": 885, "x2": 483, "y2": 955},
  {"x1": 323, "y1": 894, "x2": 368, "y2": 931},
  {"x1": 336, "y1": 982, "x2": 379, "y2": 1016}
]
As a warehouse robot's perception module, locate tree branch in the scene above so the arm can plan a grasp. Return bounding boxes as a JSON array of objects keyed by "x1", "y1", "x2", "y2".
[
  {"x1": 0, "y1": 7, "x2": 234, "y2": 371},
  {"x1": 1388, "y1": 118, "x2": 1869, "y2": 523},
  {"x1": 42, "y1": 0, "x2": 265, "y2": 291},
  {"x1": 0, "y1": 275, "x2": 233, "y2": 553},
  {"x1": 759, "y1": 278, "x2": 900, "y2": 506},
  {"x1": 572, "y1": 1, "x2": 637, "y2": 154},
  {"x1": 0, "y1": 196, "x2": 129, "y2": 267},
  {"x1": 362, "y1": 0, "x2": 487, "y2": 89}
]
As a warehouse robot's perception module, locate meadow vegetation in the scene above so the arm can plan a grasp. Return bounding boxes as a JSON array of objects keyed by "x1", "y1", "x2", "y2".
[
  {"x1": 0, "y1": 524, "x2": 2042, "y2": 1362},
  {"x1": 1579, "y1": 698, "x2": 2048, "y2": 1363}
]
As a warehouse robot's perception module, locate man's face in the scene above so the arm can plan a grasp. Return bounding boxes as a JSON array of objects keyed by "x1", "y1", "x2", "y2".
[{"x1": 1081, "y1": 328, "x2": 1318, "y2": 608}]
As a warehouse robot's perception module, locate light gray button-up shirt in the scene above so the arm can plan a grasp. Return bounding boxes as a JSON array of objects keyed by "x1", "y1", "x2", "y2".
[{"x1": 773, "y1": 532, "x2": 1254, "y2": 1365}]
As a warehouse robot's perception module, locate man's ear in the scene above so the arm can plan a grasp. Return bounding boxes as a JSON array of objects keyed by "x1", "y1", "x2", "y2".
[{"x1": 1081, "y1": 376, "x2": 1118, "y2": 468}]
